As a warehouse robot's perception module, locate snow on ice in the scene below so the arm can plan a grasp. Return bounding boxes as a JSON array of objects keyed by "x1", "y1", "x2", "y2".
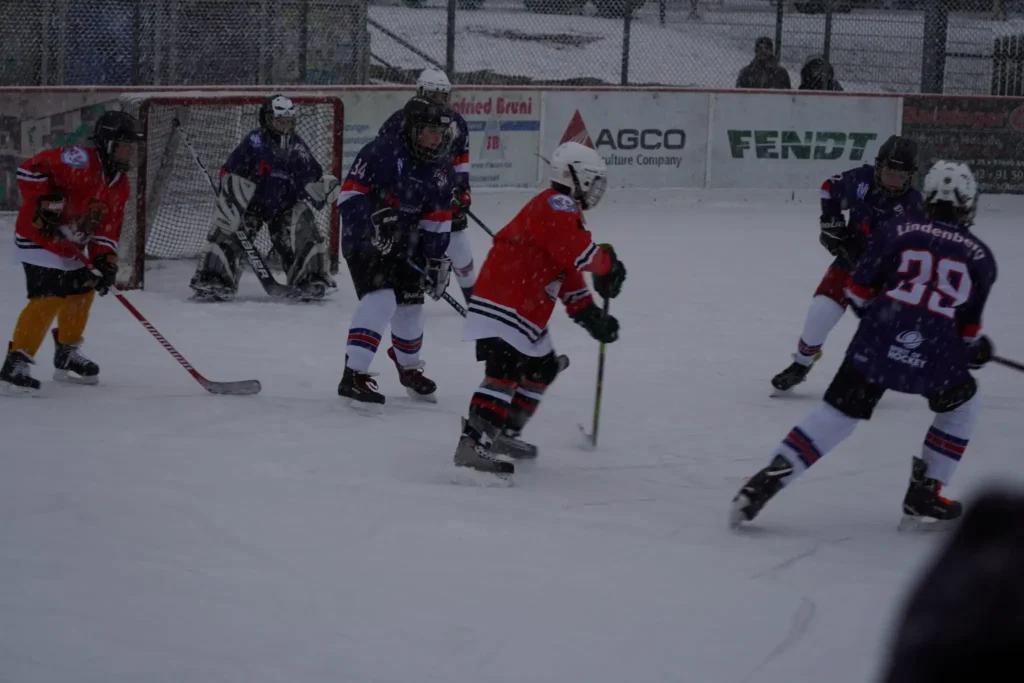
[{"x1": 2, "y1": 190, "x2": 1024, "y2": 682}]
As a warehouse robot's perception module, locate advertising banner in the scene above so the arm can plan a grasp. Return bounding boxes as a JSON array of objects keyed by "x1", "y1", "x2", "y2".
[
  {"x1": 708, "y1": 93, "x2": 899, "y2": 190},
  {"x1": 542, "y1": 91, "x2": 709, "y2": 189},
  {"x1": 901, "y1": 96, "x2": 1024, "y2": 194}
]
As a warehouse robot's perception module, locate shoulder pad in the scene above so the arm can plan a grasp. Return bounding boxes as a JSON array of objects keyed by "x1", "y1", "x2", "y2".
[
  {"x1": 60, "y1": 146, "x2": 90, "y2": 169},
  {"x1": 547, "y1": 193, "x2": 577, "y2": 213}
]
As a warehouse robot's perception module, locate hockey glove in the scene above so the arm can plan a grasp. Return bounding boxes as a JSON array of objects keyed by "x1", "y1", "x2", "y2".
[
  {"x1": 819, "y1": 214, "x2": 851, "y2": 256},
  {"x1": 571, "y1": 303, "x2": 619, "y2": 344},
  {"x1": 91, "y1": 252, "x2": 118, "y2": 296},
  {"x1": 370, "y1": 207, "x2": 399, "y2": 255},
  {"x1": 451, "y1": 189, "x2": 471, "y2": 232},
  {"x1": 592, "y1": 243, "x2": 626, "y2": 300},
  {"x1": 304, "y1": 175, "x2": 340, "y2": 211},
  {"x1": 32, "y1": 192, "x2": 65, "y2": 238},
  {"x1": 968, "y1": 335, "x2": 994, "y2": 370},
  {"x1": 423, "y1": 256, "x2": 452, "y2": 301}
]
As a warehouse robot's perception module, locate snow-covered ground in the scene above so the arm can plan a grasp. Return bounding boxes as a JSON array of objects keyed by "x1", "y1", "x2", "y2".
[
  {"x1": 3, "y1": 191, "x2": 1024, "y2": 682},
  {"x1": 369, "y1": 0, "x2": 1024, "y2": 93}
]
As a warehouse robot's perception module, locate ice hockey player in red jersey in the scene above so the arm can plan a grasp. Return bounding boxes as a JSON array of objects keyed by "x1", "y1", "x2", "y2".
[
  {"x1": 453, "y1": 141, "x2": 627, "y2": 486},
  {"x1": 1, "y1": 111, "x2": 143, "y2": 394}
]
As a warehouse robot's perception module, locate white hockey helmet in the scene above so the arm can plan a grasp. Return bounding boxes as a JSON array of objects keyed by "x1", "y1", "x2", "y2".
[
  {"x1": 923, "y1": 160, "x2": 978, "y2": 226},
  {"x1": 417, "y1": 69, "x2": 452, "y2": 104},
  {"x1": 549, "y1": 141, "x2": 608, "y2": 210}
]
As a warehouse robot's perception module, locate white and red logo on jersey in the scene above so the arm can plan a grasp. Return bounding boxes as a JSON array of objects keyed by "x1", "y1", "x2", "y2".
[{"x1": 559, "y1": 110, "x2": 596, "y2": 149}]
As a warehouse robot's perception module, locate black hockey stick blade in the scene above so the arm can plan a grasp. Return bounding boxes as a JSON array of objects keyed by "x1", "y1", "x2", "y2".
[{"x1": 202, "y1": 378, "x2": 262, "y2": 396}]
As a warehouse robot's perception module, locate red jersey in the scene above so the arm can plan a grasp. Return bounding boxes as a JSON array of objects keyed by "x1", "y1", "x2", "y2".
[
  {"x1": 464, "y1": 189, "x2": 611, "y2": 356},
  {"x1": 15, "y1": 145, "x2": 129, "y2": 271}
]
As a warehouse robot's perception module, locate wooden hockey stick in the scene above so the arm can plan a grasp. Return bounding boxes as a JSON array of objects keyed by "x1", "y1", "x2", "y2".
[
  {"x1": 579, "y1": 296, "x2": 609, "y2": 449},
  {"x1": 67, "y1": 243, "x2": 261, "y2": 396},
  {"x1": 171, "y1": 118, "x2": 303, "y2": 299},
  {"x1": 466, "y1": 209, "x2": 496, "y2": 238}
]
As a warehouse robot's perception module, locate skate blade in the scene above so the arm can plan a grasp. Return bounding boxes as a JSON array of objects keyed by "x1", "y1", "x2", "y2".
[
  {"x1": 405, "y1": 387, "x2": 437, "y2": 404},
  {"x1": 0, "y1": 382, "x2": 42, "y2": 398},
  {"x1": 53, "y1": 369, "x2": 99, "y2": 385},
  {"x1": 450, "y1": 465, "x2": 514, "y2": 488},
  {"x1": 897, "y1": 514, "x2": 958, "y2": 532},
  {"x1": 345, "y1": 398, "x2": 385, "y2": 415},
  {"x1": 728, "y1": 495, "x2": 752, "y2": 529}
]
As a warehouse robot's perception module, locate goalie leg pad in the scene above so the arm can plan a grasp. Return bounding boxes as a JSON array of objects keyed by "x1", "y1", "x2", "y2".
[
  {"x1": 209, "y1": 173, "x2": 257, "y2": 241},
  {"x1": 190, "y1": 241, "x2": 243, "y2": 297},
  {"x1": 277, "y1": 204, "x2": 334, "y2": 291}
]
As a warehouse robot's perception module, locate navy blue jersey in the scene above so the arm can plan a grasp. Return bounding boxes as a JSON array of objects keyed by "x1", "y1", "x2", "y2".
[
  {"x1": 821, "y1": 164, "x2": 923, "y2": 261},
  {"x1": 221, "y1": 129, "x2": 323, "y2": 222},
  {"x1": 338, "y1": 133, "x2": 453, "y2": 260},
  {"x1": 378, "y1": 108, "x2": 471, "y2": 191},
  {"x1": 844, "y1": 217, "x2": 997, "y2": 396}
]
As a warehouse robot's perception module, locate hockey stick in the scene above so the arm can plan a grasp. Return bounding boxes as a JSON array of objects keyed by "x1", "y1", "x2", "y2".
[
  {"x1": 65, "y1": 243, "x2": 261, "y2": 395},
  {"x1": 993, "y1": 355, "x2": 1024, "y2": 373},
  {"x1": 466, "y1": 209, "x2": 495, "y2": 238},
  {"x1": 579, "y1": 296, "x2": 609, "y2": 449},
  {"x1": 171, "y1": 118, "x2": 303, "y2": 299}
]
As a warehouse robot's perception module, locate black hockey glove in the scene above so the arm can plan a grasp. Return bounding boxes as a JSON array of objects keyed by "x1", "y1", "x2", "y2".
[
  {"x1": 32, "y1": 192, "x2": 65, "y2": 238},
  {"x1": 370, "y1": 207, "x2": 399, "y2": 255},
  {"x1": 819, "y1": 214, "x2": 851, "y2": 257},
  {"x1": 451, "y1": 189, "x2": 471, "y2": 232},
  {"x1": 91, "y1": 252, "x2": 118, "y2": 297},
  {"x1": 591, "y1": 243, "x2": 626, "y2": 300},
  {"x1": 968, "y1": 335, "x2": 994, "y2": 370},
  {"x1": 423, "y1": 256, "x2": 452, "y2": 301},
  {"x1": 571, "y1": 304, "x2": 619, "y2": 344}
]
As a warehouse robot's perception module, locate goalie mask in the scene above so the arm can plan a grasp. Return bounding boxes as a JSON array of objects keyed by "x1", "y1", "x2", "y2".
[
  {"x1": 549, "y1": 141, "x2": 608, "y2": 210},
  {"x1": 259, "y1": 94, "x2": 297, "y2": 138},
  {"x1": 402, "y1": 96, "x2": 453, "y2": 164},
  {"x1": 91, "y1": 110, "x2": 144, "y2": 176}
]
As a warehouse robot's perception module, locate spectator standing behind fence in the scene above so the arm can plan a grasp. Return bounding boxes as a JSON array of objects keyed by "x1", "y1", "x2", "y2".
[
  {"x1": 799, "y1": 55, "x2": 843, "y2": 91},
  {"x1": 735, "y1": 37, "x2": 791, "y2": 90}
]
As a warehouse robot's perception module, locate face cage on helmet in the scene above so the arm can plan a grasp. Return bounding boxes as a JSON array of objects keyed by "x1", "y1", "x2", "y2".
[
  {"x1": 267, "y1": 113, "x2": 296, "y2": 136},
  {"x1": 875, "y1": 162, "x2": 913, "y2": 197},
  {"x1": 576, "y1": 174, "x2": 607, "y2": 210},
  {"x1": 419, "y1": 88, "x2": 450, "y2": 106},
  {"x1": 101, "y1": 137, "x2": 142, "y2": 173},
  {"x1": 407, "y1": 122, "x2": 452, "y2": 163}
]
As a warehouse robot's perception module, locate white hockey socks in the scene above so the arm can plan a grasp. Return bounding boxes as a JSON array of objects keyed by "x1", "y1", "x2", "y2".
[
  {"x1": 771, "y1": 402, "x2": 859, "y2": 486},
  {"x1": 922, "y1": 395, "x2": 979, "y2": 484},
  {"x1": 346, "y1": 289, "x2": 396, "y2": 372},
  {"x1": 447, "y1": 230, "x2": 477, "y2": 289},
  {"x1": 390, "y1": 304, "x2": 425, "y2": 368},
  {"x1": 795, "y1": 295, "x2": 846, "y2": 366}
]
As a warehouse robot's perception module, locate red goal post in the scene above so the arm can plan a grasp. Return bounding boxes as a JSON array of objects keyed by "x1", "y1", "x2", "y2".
[{"x1": 116, "y1": 92, "x2": 344, "y2": 289}]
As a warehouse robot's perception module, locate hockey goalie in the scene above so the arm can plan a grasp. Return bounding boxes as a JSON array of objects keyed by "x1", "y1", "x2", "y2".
[{"x1": 189, "y1": 94, "x2": 339, "y2": 302}]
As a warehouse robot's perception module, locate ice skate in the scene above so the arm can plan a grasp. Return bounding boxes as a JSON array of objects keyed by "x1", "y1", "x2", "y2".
[
  {"x1": 189, "y1": 274, "x2": 237, "y2": 302},
  {"x1": 729, "y1": 454, "x2": 794, "y2": 528},
  {"x1": 387, "y1": 347, "x2": 437, "y2": 403},
  {"x1": 0, "y1": 344, "x2": 41, "y2": 396},
  {"x1": 771, "y1": 351, "x2": 822, "y2": 393},
  {"x1": 338, "y1": 360, "x2": 385, "y2": 410},
  {"x1": 898, "y1": 457, "x2": 963, "y2": 531},
  {"x1": 52, "y1": 329, "x2": 99, "y2": 385},
  {"x1": 452, "y1": 415, "x2": 514, "y2": 487},
  {"x1": 493, "y1": 429, "x2": 538, "y2": 460}
]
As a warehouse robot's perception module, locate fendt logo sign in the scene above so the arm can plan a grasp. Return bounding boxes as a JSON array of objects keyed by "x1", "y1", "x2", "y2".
[
  {"x1": 727, "y1": 130, "x2": 877, "y2": 161},
  {"x1": 561, "y1": 110, "x2": 687, "y2": 168}
]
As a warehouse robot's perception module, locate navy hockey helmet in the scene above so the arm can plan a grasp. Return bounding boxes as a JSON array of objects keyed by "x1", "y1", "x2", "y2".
[
  {"x1": 259, "y1": 94, "x2": 297, "y2": 137},
  {"x1": 875, "y1": 134, "x2": 918, "y2": 197},
  {"x1": 91, "y1": 110, "x2": 143, "y2": 175},
  {"x1": 402, "y1": 95, "x2": 453, "y2": 164}
]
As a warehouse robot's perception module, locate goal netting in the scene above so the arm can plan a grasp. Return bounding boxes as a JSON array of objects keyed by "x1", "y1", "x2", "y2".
[{"x1": 117, "y1": 92, "x2": 343, "y2": 289}]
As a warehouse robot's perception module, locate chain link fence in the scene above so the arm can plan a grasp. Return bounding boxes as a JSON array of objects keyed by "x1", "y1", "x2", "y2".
[{"x1": 2, "y1": 0, "x2": 1024, "y2": 94}]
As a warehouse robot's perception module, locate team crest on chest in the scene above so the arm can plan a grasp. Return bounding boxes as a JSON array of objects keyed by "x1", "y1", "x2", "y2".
[{"x1": 60, "y1": 146, "x2": 89, "y2": 169}]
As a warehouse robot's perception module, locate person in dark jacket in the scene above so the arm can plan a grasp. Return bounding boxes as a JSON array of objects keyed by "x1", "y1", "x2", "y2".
[
  {"x1": 735, "y1": 36, "x2": 791, "y2": 90},
  {"x1": 799, "y1": 55, "x2": 843, "y2": 91}
]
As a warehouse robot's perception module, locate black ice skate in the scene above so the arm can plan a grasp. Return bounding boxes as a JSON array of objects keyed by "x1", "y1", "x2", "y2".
[
  {"x1": 898, "y1": 457, "x2": 963, "y2": 531},
  {"x1": 189, "y1": 273, "x2": 237, "y2": 302},
  {"x1": 452, "y1": 415, "x2": 514, "y2": 487},
  {"x1": 338, "y1": 362, "x2": 385, "y2": 405},
  {"x1": 0, "y1": 344, "x2": 41, "y2": 395},
  {"x1": 387, "y1": 347, "x2": 437, "y2": 403},
  {"x1": 494, "y1": 429, "x2": 539, "y2": 460},
  {"x1": 52, "y1": 329, "x2": 99, "y2": 385},
  {"x1": 729, "y1": 454, "x2": 794, "y2": 528},
  {"x1": 771, "y1": 351, "x2": 822, "y2": 393}
]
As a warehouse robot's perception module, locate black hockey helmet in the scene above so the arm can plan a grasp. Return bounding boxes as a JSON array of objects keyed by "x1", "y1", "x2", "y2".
[
  {"x1": 875, "y1": 134, "x2": 918, "y2": 197},
  {"x1": 402, "y1": 95, "x2": 453, "y2": 164},
  {"x1": 91, "y1": 110, "x2": 143, "y2": 176},
  {"x1": 259, "y1": 94, "x2": 297, "y2": 138}
]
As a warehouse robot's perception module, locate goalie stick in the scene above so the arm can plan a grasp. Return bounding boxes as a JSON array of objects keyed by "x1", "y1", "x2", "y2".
[
  {"x1": 67, "y1": 242, "x2": 261, "y2": 396},
  {"x1": 171, "y1": 118, "x2": 303, "y2": 299}
]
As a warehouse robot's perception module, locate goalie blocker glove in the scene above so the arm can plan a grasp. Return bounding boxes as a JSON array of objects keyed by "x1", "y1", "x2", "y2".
[{"x1": 571, "y1": 303, "x2": 619, "y2": 343}]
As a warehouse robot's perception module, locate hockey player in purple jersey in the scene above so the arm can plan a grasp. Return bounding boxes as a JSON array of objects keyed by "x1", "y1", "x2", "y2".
[
  {"x1": 190, "y1": 95, "x2": 339, "y2": 301},
  {"x1": 336, "y1": 96, "x2": 456, "y2": 405},
  {"x1": 378, "y1": 69, "x2": 476, "y2": 302},
  {"x1": 732, "y1": 161, "x2": 997, "y2": 531},
  {"x1": 772, "y1": 135, "x2": 922, "y2": 392}
]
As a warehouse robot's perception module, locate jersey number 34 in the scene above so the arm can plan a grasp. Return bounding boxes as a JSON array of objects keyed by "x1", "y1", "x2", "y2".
[{"x1": 887, "y1": 249, "x2": 971, "y2": 319}]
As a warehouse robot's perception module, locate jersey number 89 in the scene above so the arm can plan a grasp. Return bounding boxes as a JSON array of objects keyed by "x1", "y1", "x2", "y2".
[{"x1": 887, "y1": 249, "x2": 972, "y2": 319}]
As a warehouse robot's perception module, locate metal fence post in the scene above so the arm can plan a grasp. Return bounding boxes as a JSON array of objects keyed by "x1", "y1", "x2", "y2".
[
  {"x1": 823, "y1": 1, "x2": 834, "y2": 63},
  {"x1": 446, "y1": 0, "x2": 456, "y2": 80},
  {"x1": 774, "y1": 0, "x2": 784, "y2": 60},
  {"x1": 921, "y1": 0, "x2": 949, "y2": 93},
  {"x1": 621, "y1": 3, "x2": 633, "y2": 85}
]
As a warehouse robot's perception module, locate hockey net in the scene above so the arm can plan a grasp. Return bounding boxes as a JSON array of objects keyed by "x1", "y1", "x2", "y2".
[{"x1": 117, "y1": 93, "x2": 343, "y2": 289}]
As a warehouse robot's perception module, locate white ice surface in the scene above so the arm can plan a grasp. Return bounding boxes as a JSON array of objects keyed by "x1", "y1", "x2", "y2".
[{"x1": 2, "y1": 191, "x2": 1024, "y2": 683}]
